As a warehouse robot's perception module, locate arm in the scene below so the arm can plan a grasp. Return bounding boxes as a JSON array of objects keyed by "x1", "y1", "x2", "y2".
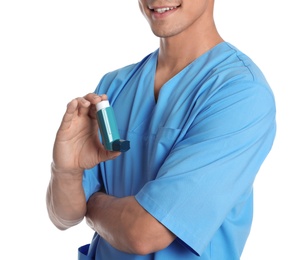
[
  {"x1": 86, "y1": 82, "x2": 275, "y2": 256},
  {"x1": 46, "y1": 165, "x2": 86, "y2": 230},
  {"x1": 85, "y1": 192, "x2": 176, "y2": 255},
  {"x1": 46, "y1": 94, "x2": 121, "y2": 230}
]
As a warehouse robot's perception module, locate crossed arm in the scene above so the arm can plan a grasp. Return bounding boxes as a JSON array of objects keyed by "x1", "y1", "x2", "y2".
[
  {"x1": 46, "y1": 93, "x2": 175, "y2": 255},
  {"x1": 85, "y1": 192, "x2": 175, "y2": 254}
]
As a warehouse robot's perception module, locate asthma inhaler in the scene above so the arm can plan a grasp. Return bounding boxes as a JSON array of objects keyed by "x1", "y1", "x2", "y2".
[{"x1": 96, "y1": 100, "x2": 130, "y2": 152}]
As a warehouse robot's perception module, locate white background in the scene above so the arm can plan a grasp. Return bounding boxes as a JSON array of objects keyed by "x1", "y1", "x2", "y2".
[{"x1": 0, "y1": 0, "x2": 297, "y2": 259}]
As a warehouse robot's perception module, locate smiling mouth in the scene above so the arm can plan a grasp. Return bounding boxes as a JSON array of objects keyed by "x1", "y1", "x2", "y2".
[{"x1": 150, "y1": 5, "x2": 180, "y2": 14}]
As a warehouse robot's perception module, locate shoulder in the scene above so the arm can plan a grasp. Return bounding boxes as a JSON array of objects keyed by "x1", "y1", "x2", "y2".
[
  {"x1": 94, "y1": 51, "x2": 156, "y2": 95},
  {"x1": 199, "y1": 42, "x2": 275, "y2": 106}
]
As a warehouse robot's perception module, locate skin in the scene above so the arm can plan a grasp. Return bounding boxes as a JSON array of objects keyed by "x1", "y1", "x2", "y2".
[{"x1": 46, "y1": 0, "x2": 223, "y2": 255}]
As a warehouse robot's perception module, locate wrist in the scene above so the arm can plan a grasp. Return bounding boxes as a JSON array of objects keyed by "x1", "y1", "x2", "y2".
[{"x1": 51, "y1": 162, "x2": 84, "y2": 181}]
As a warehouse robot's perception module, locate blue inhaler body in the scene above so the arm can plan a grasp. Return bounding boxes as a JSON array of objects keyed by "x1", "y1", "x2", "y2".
[{"x1": 96, "y1": 100, "x2": 130, "y2": 152}]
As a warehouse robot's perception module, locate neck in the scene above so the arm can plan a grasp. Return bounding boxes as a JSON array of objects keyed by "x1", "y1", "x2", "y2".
[{"x1": 157, "y1": 18, "x2": 223, "y2": 72}]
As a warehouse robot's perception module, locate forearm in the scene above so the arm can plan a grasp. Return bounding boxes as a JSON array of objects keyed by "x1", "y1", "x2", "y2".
[
  {"x1": 46, "y1": 163, "x2": 87, "y2": 230},
  {"x1": 85, "y1": 192, "x2": 175, "y2": 255}
]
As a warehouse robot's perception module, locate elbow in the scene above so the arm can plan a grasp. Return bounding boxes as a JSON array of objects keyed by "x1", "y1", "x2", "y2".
[
  {"x1": 127, "y1": 237, "x2": 153, "y2": 255},
  {"x1": 52, "y1": 222, "x2": 69, "y2": 231},
  {"x1": 46, "y1": 199, "x2": 85, "y2": 230},
  {"x1": 49, "y1": 211, "x2": 84, "y2": 230},
  {"x1": 126, "y1": 235, "x2": 173, "y2": 256},
  {"x1": 124, "y1": 237, "x2": 153, "y2": 255},
  {"x1": 46, "y1": 192, "x2": 86, "y2": 230},
  {"x1": 124, "y1": 225, "x2": 175, "y2": 255}
]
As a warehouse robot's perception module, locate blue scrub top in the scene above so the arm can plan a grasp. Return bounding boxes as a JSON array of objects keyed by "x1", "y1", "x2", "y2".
[{"x1": 81, "y1": 42, "x2": 276, "y2": 259}]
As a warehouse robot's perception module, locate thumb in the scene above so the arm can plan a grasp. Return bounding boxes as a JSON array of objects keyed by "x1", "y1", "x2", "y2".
[{"x1": 101, "y1": 150, "x2": 122, "y2": 161}]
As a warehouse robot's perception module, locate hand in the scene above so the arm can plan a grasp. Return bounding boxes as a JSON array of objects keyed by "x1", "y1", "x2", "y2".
[{"x1": 52, "y1": 93, "x2": 121, "y2": 175}]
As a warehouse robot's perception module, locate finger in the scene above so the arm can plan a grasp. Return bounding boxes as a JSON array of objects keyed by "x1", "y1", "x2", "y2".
[
  {"x1": 84, "y1": 93, "x2": 108, "y2": 105},
  {"x1": 76, "y1": 97, "x2": 92, "y2": 117},
  {"x1": 59, "y1": 97, "x2": 90, "y2": 131},
  {"x1": 84, "y1": 93, "x2": 109, "y2": 119},
  {"x1": 88, "y1": 103, "x2": 98, "y2": 120},
  {"x1": 101, "y1": 150, "x2": 121, "y2": 162},
  {"x1": 58, "y1": 98, "x2": 79, "y2": 131}
]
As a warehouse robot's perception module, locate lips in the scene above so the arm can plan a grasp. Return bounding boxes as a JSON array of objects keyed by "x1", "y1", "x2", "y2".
[
  {"x1": 149, "y1": 5, "x2": 180, "y2": 14},
  {"x1": 152, "y1": 6, "x2": 178, "y2": 13}
]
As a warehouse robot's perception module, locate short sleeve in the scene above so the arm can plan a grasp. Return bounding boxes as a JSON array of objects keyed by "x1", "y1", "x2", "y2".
[{"x1": 135, "y1": 81, "x2": 276, "y2": 255}]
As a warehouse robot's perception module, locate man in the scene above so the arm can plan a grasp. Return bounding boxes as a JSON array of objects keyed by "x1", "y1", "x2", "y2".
[{"x1": 46, "y1": 0, "x2": 276, "y2": 259}]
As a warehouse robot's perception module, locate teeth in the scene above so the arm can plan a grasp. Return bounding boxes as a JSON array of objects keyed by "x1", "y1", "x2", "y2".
[{"x1": 154, "y1": 6, "x2": 176, "y2": 13}]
